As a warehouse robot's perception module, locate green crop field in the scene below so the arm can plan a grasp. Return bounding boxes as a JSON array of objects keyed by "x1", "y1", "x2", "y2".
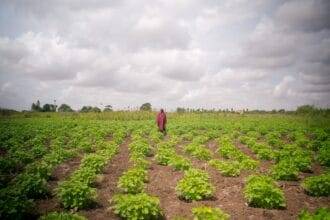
[{"x1": 0, "y1": 112, "x2": 329, "y2": 220}]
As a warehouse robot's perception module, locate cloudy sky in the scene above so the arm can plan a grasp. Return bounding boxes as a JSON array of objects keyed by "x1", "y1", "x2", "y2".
[{"x1": 0, "y1": 0, "x2": 329, "y2": 111}]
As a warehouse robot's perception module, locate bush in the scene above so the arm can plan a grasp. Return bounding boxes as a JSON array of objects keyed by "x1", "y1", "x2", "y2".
[
  {"x1": 192, "y1": 206, "x2": 230, "y2": 220},
  {"x1": 57, "y1": 180, "x2": 96, "y2": 209},
  {"x1": 169, "y1": 156, "x2": 192, "y2": 171},
  {"x1": 271, "y1": 160, "x2": 299, "y2": 181},
  {"x1": 317, "y1": 144, "x2": 330, "y2": 167},
  {"x1": 117, "y1": 168, "x2": 147, "y2": 194},
  {"x1": 301, "y1": 173, "x2": 330, "y2": 197},
  {"x1": 0, "y1": 188, "x2": 34, "y2": 219},
  {"x1": 70, "y1": 167, "x2": 97, "y2": 186},
  {"x1": 15, "y1": 173, "x2": 48, "y2": 199},
  {"x1": 40, "y1": 212, "x2": 87, "y2": 220},
  {"x1": 111, "y1": 193, "x2": 162, "y2": 220},
  {"x1": 209, "y1": 160, "x2": 240, "y2": 177},
  {"x1": 80, "y1": 154, "x2": 107, "y2": 173},
  {"x1": 176, "y1": 169, "x2": 214, "y2": 201},
  {"x1": 244, "y1": 175, "x2": 286, "y2": 209},
  {"x1": 185, "y1": 144, "x2": 212, "y2": 161},
  {"x1": 155, "y1": 147, "x2": 176, "y2": 165},
  {"x1": 240, "y1": 158, "x2": 259, "y2": 170},
  {"x1": 298, "y1": 207, "x2": 330, "y2": 220}
]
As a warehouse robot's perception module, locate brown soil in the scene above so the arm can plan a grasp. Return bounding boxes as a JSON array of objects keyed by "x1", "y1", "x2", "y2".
[{"x1": 79, "y1": 137, "x2": 131, "y2": 220}]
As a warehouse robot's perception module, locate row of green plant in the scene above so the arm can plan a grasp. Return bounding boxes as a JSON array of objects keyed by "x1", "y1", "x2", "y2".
[
  {"x1": 239, "y1": 136, "x2": 274, "y2": 160},
  {"x1": 155, "y1": 141, "x2": 191, "y2": 171},
  {"x1": 56, "y1": 141, "x2": 123, "y2": 210},
  {"x1": 111, "y1": 129, "x2": 163, "y2": 220},
  {"x1": 0, "y1": 121, "x2": 89, "y2": 219},
  {"x1": 184, "y1": 140, "x2": 213, "y2": 161},
  {"x1": 210, "y1": 136, "x2": 259, "y2": 176}
]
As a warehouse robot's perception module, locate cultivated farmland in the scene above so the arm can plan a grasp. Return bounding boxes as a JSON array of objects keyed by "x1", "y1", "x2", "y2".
[{"x1": 0, "y1": 113, "x2": 329, "y2": 219}]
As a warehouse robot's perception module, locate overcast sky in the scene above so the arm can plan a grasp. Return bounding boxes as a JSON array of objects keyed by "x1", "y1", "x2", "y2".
[{"x1": 0, "y1": 0, "x2": 329, "y2": 111}]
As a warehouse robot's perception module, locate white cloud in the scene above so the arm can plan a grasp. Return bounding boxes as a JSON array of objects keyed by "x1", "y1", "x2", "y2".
[{"x1": 0, "y1": 0, "x2": 329, "y2": 110}]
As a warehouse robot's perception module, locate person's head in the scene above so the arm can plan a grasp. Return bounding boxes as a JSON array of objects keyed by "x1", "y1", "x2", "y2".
[{"x1": 160, "y1": 108, "x2": 164, "y2": 113}]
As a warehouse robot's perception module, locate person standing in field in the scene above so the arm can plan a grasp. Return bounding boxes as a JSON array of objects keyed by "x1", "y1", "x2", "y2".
[{"x1": 156, "y1": 109, "x2": 167, "y2": 134}]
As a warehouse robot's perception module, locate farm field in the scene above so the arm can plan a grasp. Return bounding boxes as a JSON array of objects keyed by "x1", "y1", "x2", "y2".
[{"x1": 0, "y1": 113, "x2": 329, "y2": 220}]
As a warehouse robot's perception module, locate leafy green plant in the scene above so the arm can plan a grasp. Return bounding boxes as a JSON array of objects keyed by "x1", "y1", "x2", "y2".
[
  {"x1": 117, "y1": 167, "x2": 147, "y2": 194},
  {"x1": 240, "y1": 158, "x2": 259, "y2": 170},
  {"x1": 0, "y1": 187, "x2": 34, "y2": 219},
  {"x1": 244, "y1": 175, "x2": 286, "y2": 209},
  {"x1": 298, "y1": 207, "x2": 330, "y2": 220},
  {"x1": 192, "y1": 206, "x2": 230, "y2": 220},
  {"x1": 80, "y1": 154, "x2": 107, "y2": 173},
  {"x1": 14, "y1": 172, "x2": 48, "y2": 199},
  {"x1": 111, "y1": 193, "x2": 162, "y2": 220},
  {"x1": 317, "y1": 144, "x2": 330, "y2": 167},
  {"x1": 169, "y1": 155, "x2": 192, "y2": 171},
  {"x1": 301, "y1": 173, "x2": 330, "y2": 196},
  {"x1": 176, "y1": 168, "x2": 214, "y2": 201},
  {"x1": 209, "y1": 159, "x2": 241, "y2": 177},
  {"x1": 40, "y1": 212, "x2": 87, "y2": 220},
  {"x1": 155, "y1": 147, "x2": 176, "y2": 165},
  {"x1": 57, "y1": 180, "x2": 97, "y2": 209},
  {"x1": 70, "y1": 167, "x2": 97, "y2": 186},
  {"x1": 185, "y1": 144, "x2": 212, "y2": 161},
  {"x1": 271, "y1": 160, "x2": 299, "y2": 181}
]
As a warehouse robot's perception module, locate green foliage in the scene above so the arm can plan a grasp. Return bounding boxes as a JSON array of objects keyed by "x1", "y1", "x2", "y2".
[
  {"x1": 80, "y1": 154, "x2": 107, "y2": 173},
  {"x1": 111, "y1": 193, "x2": 162, "y2": 220},
  {"x1": 40, "y1": 212, "x2": 87, "y2": 220},
  {"x1": 271, "y1": 160, "x2": 299, "y2": 181},
  {"x1": 298, "y1": 208, "x2": 330, "y2": 220},
  {"x1": 0, "y1": 188, "x2": 34, "y2": 219},
  {"x1": 117, "y1": 168, "x2": 147, "y2": 194},
  {"x1": 244, "y1": 175, "x2": 286, "y2": 209},
  {"x1": 184, "y1": 143, "x2": 212, "y2": 161},
  {"x1": 57, "y1": 180, "x2": 97, "y2": 209},
  {"x1": 239, "y1": 158, "x2": 259, "y2": 170},
  {"x1": 169, "y1": 155, "x2": 192, "y2": 171},
  {"x1": 15, "y1": 173, "x2": 48, "y2": 198},
  {"x1": 192, "y1": 206, "x2": 230, "y2": 220},
  {"x1": 301, "y1": 173, "x2": 330, "y2": 197},
  {"x1": 140, "y1": 103, "x2": 152, "y2": 111},
  {"x1": 209, "y1": 159, "x2": 241, "y2": 177},
  {"x1": 57, "y1": 104, "x2": 74, "y2": 112},
  {"x1": 176, "y1": 168, "x2": 214, "y2": 201},
  {"x1": 317, "y1": 143, "x2": 330, "y2": 167},
  {"x1": 155, "y1": 147, "x2": 176, "y2": 165}
]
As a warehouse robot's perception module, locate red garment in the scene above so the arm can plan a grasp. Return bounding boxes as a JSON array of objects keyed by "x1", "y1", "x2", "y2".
[{"x1": 156, "y1": 112, "x2": 167, "y2": 131}]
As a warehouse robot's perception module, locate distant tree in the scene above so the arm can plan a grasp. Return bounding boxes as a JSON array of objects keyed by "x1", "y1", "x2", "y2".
[
  {"x1": 92, "y1": 107, "x2": 101, "y2": 112},
  {"x1": 296, "y1": 105, "x2": 317, "y2": 114},
  {"x1": 58, "y1": 104, "x2": 74, "y2": 112},
  {"x1": 103, "y1": 105, "x2": 113, "y2": 112},
  {"x1": 80, "y1": 106, "x2": 93, "y2": 113},
  {"x1": 42, "y1": 104, "x2": 57, "y2": 112},
  {"x1": 31, "y1": 100, "x2": 42, "y2": 112},
  {"x1": 176, "y1": 107, "x2": 186, "y2": 113},
  {"x1": 80, "y1": 106, "x2": 101, "y2": 113},
  {"x1": 271, "y1": 109, "x2": 277, "y2": 114},
  {"x1": 140, "y1": 103, "x2": 152, "y2": 111},
  {"x1": 278, "y1": 109, "x2": 285, "y2": 113}
]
